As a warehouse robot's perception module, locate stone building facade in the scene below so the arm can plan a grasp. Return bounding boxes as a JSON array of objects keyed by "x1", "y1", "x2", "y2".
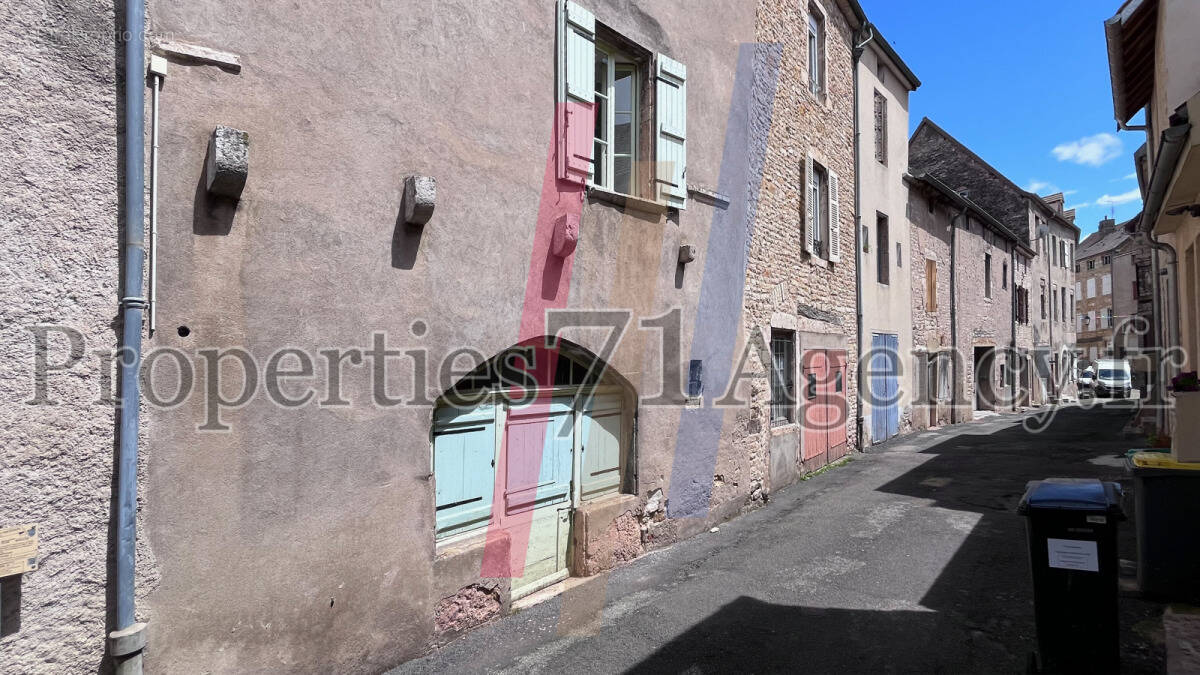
[
  {"x1": 910, "y1": 119, "x2": 1078, "y2": 406},
  {"x1": 746, "y1": 0, "x2": 866, "y2": 488},
  {"x1": 906, "y1": 173, "x2": 1030, "y2": 426},
  {"x1": 1, "y1": 0, "x2": 905, "y2": 671}
]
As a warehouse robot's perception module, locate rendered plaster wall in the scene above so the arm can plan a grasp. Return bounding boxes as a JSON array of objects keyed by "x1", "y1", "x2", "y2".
[
  {"x1": 142, "y1": 0, "x2": 756, "y2": 670},
  {"x1": 857, "y1": 46, "x2": 913, "y2": 442},
  {"x1": 0, "y1": 0, "x2": 161, "y2": 672}
]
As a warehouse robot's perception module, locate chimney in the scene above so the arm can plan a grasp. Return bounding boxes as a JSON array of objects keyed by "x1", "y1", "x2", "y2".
[{"x1": 1098, "y1": 217, "x2": 1116, "y2": 233}]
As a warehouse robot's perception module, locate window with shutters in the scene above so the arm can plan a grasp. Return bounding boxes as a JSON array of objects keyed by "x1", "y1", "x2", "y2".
[
  {"x1": 1087, "y1": 259, "x2": 1096, "y2": 270},
  {"x1": 876, "y1": 214, "x2": 889, "y2": 284},
  {"x1": 591, "y1": 44, "x2": 640, "y2": 196},
  {"x1": 925, "y1": 259, "x2": 937, "y2": 312},
  {"x1": 873, "y1": 90, "x2": 887, "y2": 165},
  {"x1": 803, "y1": 156, "x2": 840, "y2": 262},
  {"x1": 557, "y1": 0, "x2": 687, "y2": 208},
  {"x1": 1102, "y1": 273, "x2": 1112, "y2": 295},
  {"x1": 985, "y1": 253, "x2": 992, "y2": 298},
  {"x1": 807, "y1": 6, "x2": 825, "y2": 97},
  {"x1": 770, "y1": 330, "x2": 796, "y2": 425},
  {"x1": 1102, "y1": 254, "x2": 1111, "y2": 265}
]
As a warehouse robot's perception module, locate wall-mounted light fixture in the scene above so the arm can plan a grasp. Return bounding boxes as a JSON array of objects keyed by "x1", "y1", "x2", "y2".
[
  {"x1": 402, "y1": 175, "x2": 436, "y2": 226},
  {"x1": 206, "y1": 125, "x2": 249, "y2": 199}
]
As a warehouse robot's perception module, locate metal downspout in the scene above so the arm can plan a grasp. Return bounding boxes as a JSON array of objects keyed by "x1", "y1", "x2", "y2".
[
  {"x1": 1136, "y1": 119, "x2": 1190, "y2": 428},
  {"x1": 851, "y1": 23, "x2": 874, "y2": 450},
  {"x1": 1010, "y1": 247, "x2": 1017, "y2": 411},
  {"x1": 950, "y1": 206, "x2": 964, "y2": 423},
  {"x1": 111, "y1": 0, "x2": 148, "y2": 671}
]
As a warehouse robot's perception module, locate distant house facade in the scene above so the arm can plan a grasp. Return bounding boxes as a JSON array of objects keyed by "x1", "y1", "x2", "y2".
[
  {"x1": 909, "y1": 119, "x2": 1079, "y2": 407},
  {"x1": 856, "y1": 25, "x2": 921, "y2": 445}
]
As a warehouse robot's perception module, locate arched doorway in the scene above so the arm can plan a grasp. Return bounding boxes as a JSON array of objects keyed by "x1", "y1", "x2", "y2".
[{"x1": 431, "y1": 339, "x2": 635, "y2": 598}]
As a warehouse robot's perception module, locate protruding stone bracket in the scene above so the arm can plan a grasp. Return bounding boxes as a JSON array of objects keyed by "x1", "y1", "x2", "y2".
[
  {"x1": 678, "y1": 244, "x2": 697, "y2": 264},
  {"x1": 552, "y1": 213, "x2": 580, "y2": 258},
  {"x1": 402, "y1": 176, "x2": 437, "y2": 227},
  {"x1": 205, "y1": 126, "x2": 249, "y2": 200}
]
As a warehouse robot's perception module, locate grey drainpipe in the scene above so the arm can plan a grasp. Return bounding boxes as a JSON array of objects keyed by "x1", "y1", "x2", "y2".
[
  {"x1": 111, "y1": 0, "x2": 148, "y2": 671},
  {"x1": 1010, "y1": 246, "x2": 1017, "y2": 411},
  {"x1": 950, "y1": 206, "x2": 964, "y2": 423},
  {"x1": 1137, "y1": 120, "x2": 1189, "y2": 428},
  {"x1": 851, "y1": 23, "x2": 874, "y2": 449}
]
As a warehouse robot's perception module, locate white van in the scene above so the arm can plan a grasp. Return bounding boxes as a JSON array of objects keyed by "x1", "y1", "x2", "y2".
[{"x1": 1093, "y1": 359, "x2": 1131, "y2": 398}]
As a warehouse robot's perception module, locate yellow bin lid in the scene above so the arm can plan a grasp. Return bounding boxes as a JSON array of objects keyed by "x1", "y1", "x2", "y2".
[{"x1": 1129, "y1": 451, "x2": 1200, "y2": 471}]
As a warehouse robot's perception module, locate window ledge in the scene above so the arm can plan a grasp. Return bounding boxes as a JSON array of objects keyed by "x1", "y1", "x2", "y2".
[{"x1": 587, "y1": 187, "x2": 667, "y2": 215}]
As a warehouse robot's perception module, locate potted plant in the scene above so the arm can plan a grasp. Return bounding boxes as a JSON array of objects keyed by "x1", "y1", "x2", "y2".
[{"x1": 1170, "y1": 371, "x2": 1200, "y2": 462}]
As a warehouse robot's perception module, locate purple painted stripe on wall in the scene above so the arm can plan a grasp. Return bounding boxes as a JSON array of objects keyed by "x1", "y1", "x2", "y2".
[{"x1": 666, "y1": 43, "x2": 782, "y2": 518}]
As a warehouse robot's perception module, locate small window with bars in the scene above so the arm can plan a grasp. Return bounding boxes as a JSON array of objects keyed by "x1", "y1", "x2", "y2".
[{"x1": 770, "y1": 330, "x2": 796, "y2": 425}]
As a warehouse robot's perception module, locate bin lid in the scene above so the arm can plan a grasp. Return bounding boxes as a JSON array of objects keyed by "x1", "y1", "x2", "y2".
[
  {"x1": 1017, "y1": 478, "x2": 1125, "y2": 517},
  {"x1": 1127, "y1": 451, "x2": 1200, "y2": 472}
]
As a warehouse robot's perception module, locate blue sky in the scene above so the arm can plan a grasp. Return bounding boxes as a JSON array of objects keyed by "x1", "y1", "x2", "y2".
[{"x1": 861, "y1": 0, "x2": 1145, "y2": 237}]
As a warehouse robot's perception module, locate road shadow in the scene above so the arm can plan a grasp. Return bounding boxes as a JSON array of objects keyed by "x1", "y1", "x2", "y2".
[{"x1": 631, "y1": 406, "x2": 1167, "y2": 673}]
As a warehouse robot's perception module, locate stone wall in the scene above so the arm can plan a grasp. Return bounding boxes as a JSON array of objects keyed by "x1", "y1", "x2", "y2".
[
  {"x1": 747, "y1": 0, "x2": 859, "y2": 489},
  {"x1": 954, "y1": 217, "x2": 1016, "y2": 412},
  {"x1": 908, "y1": 188, "x2": 952, "y2": 428}
]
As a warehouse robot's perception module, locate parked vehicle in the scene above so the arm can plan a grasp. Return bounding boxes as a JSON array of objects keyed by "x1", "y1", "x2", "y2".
[
  {"x1": 1079, "y1": 366, "x2": 1095, "y2": 394},
  {"x1": 1094, "y1": 359, "x2": 1132, "y2": 398}
]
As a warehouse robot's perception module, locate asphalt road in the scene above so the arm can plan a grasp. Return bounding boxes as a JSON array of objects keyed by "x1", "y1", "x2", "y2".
[{"x1": 394, "y1": 401, "x2": 1165, "y2": 674}]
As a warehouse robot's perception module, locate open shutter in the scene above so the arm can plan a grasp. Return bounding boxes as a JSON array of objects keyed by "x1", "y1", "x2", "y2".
[
  {"x1": 656, "y1": 54, "x2": 687, "y2": 209},
  {"x1": 558, "y1": 0, "x2": 596, "y2": 185},
  {"x1": 804, "y1": 155, "x2": 815, "y2": 254},
  {"x1": 828, "y1": 170, "x2": 841, "y2": 262}
]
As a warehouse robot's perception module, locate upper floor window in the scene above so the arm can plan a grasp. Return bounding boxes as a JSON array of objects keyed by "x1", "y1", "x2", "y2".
[
  {"x1": 876, "y1": 214, "x2": 890, "y2": 285},
  {"x1": 873, "y1": 90, "x2": 887, "y2": 165},
  {"x1": 1002, "y1": 260, "x2": 1009, "y2": 290},
  {"x1": 557, "y1": 1, "x2": 688, "y2": 208},
  {"x1": 1087, "y1": 259, "x2": 1096, "y2": 270},
  {"x1": 592, "y1": 45, "x2": 640, "y2": 196},
  {"x1": 808, "y1": 7, "x2": 825, "y2": 97},
  {"x1": 804, "y1": 155, "x2": 841, "y2": 262},
  {"x1": 1102, "y1": 254, "x2": 1111, "y2": 265},
  {"x1": 985, "y1": 253, "x2": 993, "y2": 298}
]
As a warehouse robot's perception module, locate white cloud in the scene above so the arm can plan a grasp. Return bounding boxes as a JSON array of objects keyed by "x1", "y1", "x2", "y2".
[
  {"x1": 1051, "y1": 133, "x2": 1123, "y2": 167},
  {"x1": 1066, "y1": 202, "x2": 1091, "y2": 210},
  {"x1": 1026, "y1": 179, "x2": 1057, "y2": 193},
  {"x1": 1063, "y1": 189, "x2": 1078, "y2": 196},
  {"x1": 1095, "y1": 189, "x2": 1142, "y2": 207},
  {"x1": 1125, "y1": 172, "x2": 1137, "y2": 180}
]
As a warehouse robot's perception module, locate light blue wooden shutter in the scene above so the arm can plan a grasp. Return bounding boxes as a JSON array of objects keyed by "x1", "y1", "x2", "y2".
[
  {"x1": 433, "y1": 404, "x2": 497, "y2": 538},
  {"x1": 828, "y1": 170, "x2": 841, "y2": 262},
  {"x1": 558, "y1": 0, "x2": 596, "y2": 185},
  {"x1": 656, "y1": 54, "x2": 687, "y2": 209},
  {"x1": 580, "y1": 394, "x2": 622, "y2": 500}
]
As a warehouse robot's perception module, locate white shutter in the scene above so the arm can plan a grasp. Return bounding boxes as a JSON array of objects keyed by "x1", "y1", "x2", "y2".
[
  {"x1": 804, "y1": 154, "x2": 815, "y2": 255},
  {"x1": 828, "y1": 170, "x2": 841, "y2": 262},
  {"x1": 656, "y1": 54, "x2": 687, "y2": 209},
  {"x1": 1102, "y1": 273, "x2": 1112, "y2": 295},
  {"x1": 558, "y1": 0, "x2": 595, "y2": 185}
]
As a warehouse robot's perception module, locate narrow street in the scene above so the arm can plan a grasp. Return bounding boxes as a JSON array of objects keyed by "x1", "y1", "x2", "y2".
[{"x1": 396, "y1": 403, "x2": 1165, "y2": 674}]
